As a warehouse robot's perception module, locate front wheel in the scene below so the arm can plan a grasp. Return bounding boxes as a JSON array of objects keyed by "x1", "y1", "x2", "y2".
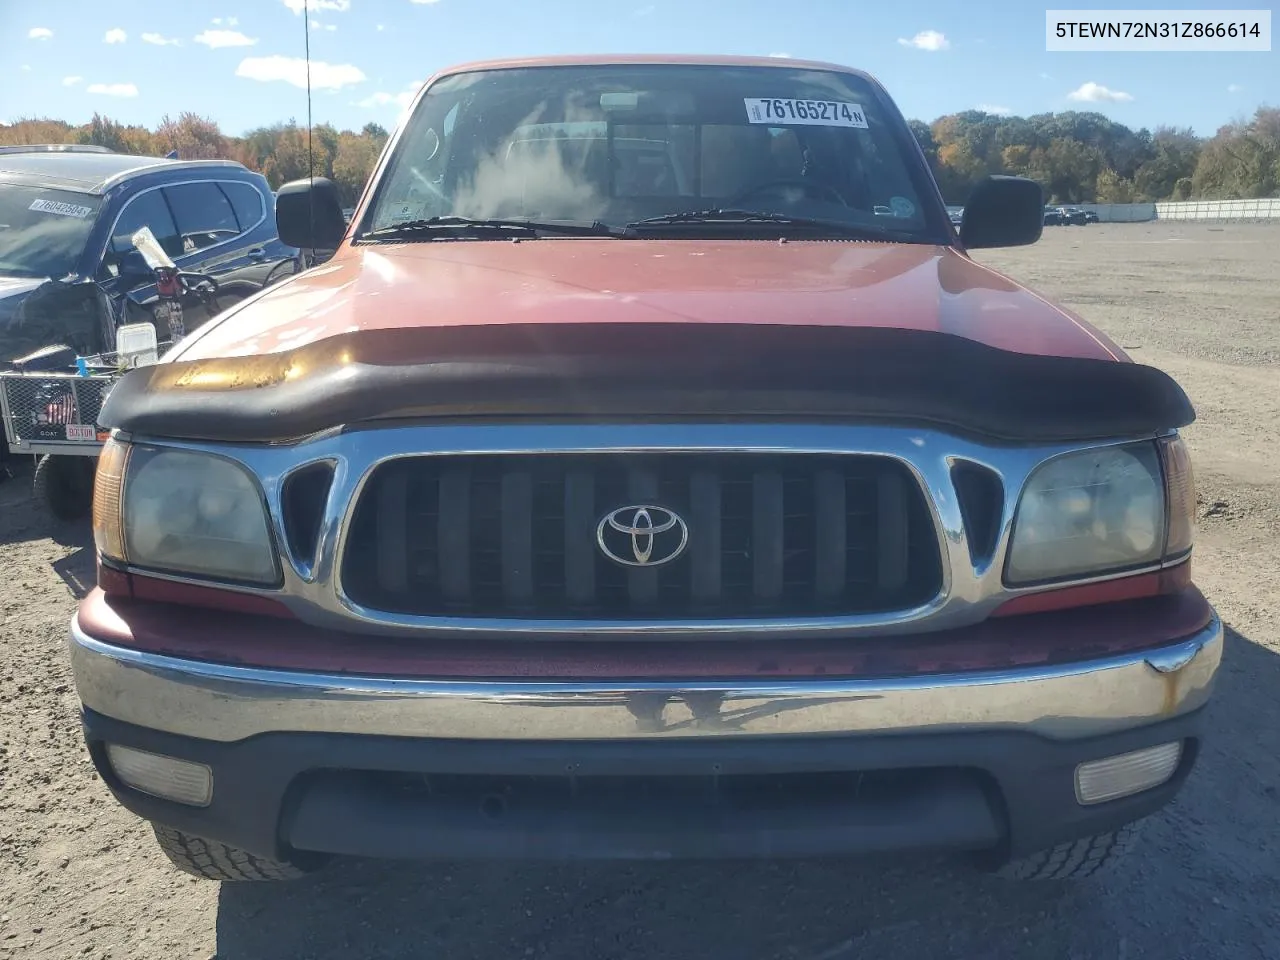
[
  {"x1": 992, "y1": 823, "x2": 1141, "y2": 881},
  {"x1": 151, "y1": 824, "x2": 317, "y2": 882},
  {"x1": 32, "y1": 455, "x2": 94, "y2": 521}
]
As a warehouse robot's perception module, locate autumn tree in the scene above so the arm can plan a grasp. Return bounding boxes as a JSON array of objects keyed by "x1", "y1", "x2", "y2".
[
  {"x1": 332, "y1": 132, "x2": 382, "y2": 204},
  {"x1": 0, "y1": 118, "x2": 77, "y2": 146},
  {"x1": 154, "y1": 112, "x2": 227, "y2": 160}
]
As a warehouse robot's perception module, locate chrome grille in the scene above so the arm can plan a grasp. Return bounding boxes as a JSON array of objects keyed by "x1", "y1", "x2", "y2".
[{"x1": 339, "y1": 453, "x2": 942, "y2": 620}]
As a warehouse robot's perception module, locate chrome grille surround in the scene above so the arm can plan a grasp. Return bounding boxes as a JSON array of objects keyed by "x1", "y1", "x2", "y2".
[{"x1": 109, "y1": 422, "x2": 1174, "y2": 640}]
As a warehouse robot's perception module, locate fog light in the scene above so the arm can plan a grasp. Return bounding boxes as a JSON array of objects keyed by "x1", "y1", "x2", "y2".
[
  {"x1": 1075, "y1": 741, "x2": 1182, "y2": 805},
  {"x1": 105, "y1": 744, "x2": 213, "y2": 807}
]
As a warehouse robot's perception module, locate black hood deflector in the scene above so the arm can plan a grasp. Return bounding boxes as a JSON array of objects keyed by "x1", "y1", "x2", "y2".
[{"x1": 98, "y1": 324, "x2": 1194, "y2": 443}]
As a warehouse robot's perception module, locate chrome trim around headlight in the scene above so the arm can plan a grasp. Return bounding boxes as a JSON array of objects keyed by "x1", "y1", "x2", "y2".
[{"x1": 117, "y1": 423, "x2": 1171, "y2": 640}]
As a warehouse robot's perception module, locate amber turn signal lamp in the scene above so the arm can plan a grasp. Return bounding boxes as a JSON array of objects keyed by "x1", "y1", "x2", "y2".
[
  {"x1": 93, "y1": 436, "x2": 130, "y2": 563},
  {"x1": 1161, "y1": 435, "x2": 1196, "y2": 559}
]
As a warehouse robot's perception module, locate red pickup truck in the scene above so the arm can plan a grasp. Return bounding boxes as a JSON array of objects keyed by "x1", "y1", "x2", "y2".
[{"x1": 71, "y1": 55, "x2": 1218, "y2": 883}]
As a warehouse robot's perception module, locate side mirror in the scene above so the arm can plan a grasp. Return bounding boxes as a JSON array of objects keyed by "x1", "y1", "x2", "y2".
[
  {"x1": 276, "y1": 177, "x2": 347, "y2": 251},
  {"x1": 116, "y1": 248, "x2": 153, "y2": 281},
  {"x1": 959, "y1": 176, "x2": 1044, "y2": 249}
]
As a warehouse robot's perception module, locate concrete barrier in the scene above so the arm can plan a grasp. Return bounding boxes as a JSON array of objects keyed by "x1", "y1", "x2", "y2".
[
  {"x1": 1076, "y1": 203, "x2": 1156, "y2": 223},
  {"x1": 1067, "y1": 199, "x2": 1279, "y2": 223},
  {"x1": 1154, "y1": 198, "x2": 1280, "y2": 221}
]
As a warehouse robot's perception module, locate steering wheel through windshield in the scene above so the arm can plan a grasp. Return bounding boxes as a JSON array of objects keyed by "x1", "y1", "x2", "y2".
[{"x1": 729, "y1": 178, "x2": 849, "y2": 208}]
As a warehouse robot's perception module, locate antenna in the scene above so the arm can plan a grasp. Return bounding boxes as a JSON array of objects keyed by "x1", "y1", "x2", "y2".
[
  {"x1": 304, "y1": 0, "x2": 313, "y2": 181},
  {"x1": 304, "y1": 0, "x2": 315, "y2": 260}
]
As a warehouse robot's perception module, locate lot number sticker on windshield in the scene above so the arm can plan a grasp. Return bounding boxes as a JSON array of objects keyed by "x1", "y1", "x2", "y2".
[
  {"x1": 744, "y1": 98, "x2": 868, "y2": 128},
  {"x1": 28, "y1": 198, "x2": 93, "y2": 219}
]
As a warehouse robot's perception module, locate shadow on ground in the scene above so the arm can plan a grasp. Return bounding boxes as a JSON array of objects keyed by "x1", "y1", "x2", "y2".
[
  {"x1": 0, "y1": 458, "x2": 96, "y2": 597},
  {"x1": 212, "y1": 625, "x2": 1279, "y2": 960}
]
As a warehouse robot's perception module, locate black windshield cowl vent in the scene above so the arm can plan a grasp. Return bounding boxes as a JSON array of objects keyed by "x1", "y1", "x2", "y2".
[
  {"x1": 950, "y1": 461, "x2": 1005, "y2": 568},
  {"x1": 281, "y1": 461, "x2": 336, "y2": 573}
]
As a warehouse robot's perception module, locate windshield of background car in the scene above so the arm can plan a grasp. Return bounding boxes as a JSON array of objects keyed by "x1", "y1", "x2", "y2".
[
  {"x1": 0, "y1": 182, "x2": 103, "y2": 279},
  {"x1": 366, "y1": 64, "x2": 941, "y2": 239}
]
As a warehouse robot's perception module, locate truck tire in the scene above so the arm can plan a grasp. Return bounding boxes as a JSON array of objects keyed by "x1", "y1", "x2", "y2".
[
  {"x1": 32, "y1": 455, "x2": 94, "y2": 522},
  {"x1": 994, "y1": 823, "x2": 1140, "y2": 881},
  {"x1": 151, "y1": 824, "x2": 313, "y2": 882}
]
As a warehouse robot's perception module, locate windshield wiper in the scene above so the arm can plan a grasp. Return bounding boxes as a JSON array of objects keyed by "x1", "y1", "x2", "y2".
[
  {"x1": 624, "y1": 209, "x2": 913, "y2": 241},
  {"x1": 362, "y1": 216, "x2": 624, "y2": 240}
]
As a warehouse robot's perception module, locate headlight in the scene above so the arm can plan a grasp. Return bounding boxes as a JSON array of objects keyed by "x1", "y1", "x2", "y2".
[
  {"x1": 1006, "y1": 443, "x2": 1165, "y2": 585},
  {"x1": 95, "y1": 439, "x2": 279, "y2": 585}
]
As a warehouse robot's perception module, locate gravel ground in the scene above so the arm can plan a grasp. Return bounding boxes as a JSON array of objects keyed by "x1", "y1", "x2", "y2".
[{"x1": 1, "y1": 220, "x2": 1277, "y2": 960}]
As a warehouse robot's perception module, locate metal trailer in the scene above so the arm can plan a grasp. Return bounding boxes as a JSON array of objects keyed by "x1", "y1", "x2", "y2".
[{"x1": 1, "y1": 354, "x2": 134, "y2": 519}]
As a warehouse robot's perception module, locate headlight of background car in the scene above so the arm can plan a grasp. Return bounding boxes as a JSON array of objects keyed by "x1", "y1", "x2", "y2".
[
  {"x1": 1006, "y1": 443, "x2": 1165, "y2": 585},
  {"x1": 94, "y1": 440, "x2": 279, "y2": 585}
]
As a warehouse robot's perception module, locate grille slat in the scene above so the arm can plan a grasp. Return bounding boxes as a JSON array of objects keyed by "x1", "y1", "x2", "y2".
[
  {"x1": 876, "y1": 470, "x2": 908, "y2": 592},
  {"x1": 689, "y1": 469, "x2": 722, "y2": 604},
  {"x1": 627, "y1": 466, "x2": 660, "y2": 608},
  {"x1": 752, "y1": 470, "x2": 784, "y2": 604},
  {"x1": 500, "y1": 471, "x2": 534, "y2": 607},
  {"x1": 563, "y1": 470, "x2": 596, "y2": 606},
  {"x1": 438, "y1": 466, "x2": 471, "y2": 603},
  {"x1": 375, "y1": 464, "x2": 409, "y2": 594},
  {"x1": 342, "y1": 453, "x2": 941, "y2": 621},
  {"x1": 814, "y1": 468, "x2": 846, "y2": 599}
]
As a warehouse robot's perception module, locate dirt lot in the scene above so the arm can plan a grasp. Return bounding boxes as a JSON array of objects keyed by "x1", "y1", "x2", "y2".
[{"x1": 1, "y1": 220, "x2": 1277, "y2": 959}]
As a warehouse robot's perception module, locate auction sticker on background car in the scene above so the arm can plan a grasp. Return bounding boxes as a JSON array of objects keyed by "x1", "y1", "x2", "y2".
[
  {"x1": 28, "y1": 198, "x2": 94, "y2": 218},
  {"x1": 744, "y1": 98, "x2": 868, "y2": 127}
]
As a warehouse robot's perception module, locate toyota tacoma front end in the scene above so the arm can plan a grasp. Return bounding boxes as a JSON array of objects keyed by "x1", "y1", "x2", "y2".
[{"x1": 69, "y1": 55, "x2": 1219, "y2": 883}]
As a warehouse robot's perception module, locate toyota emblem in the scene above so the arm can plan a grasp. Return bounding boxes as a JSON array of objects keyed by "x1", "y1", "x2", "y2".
[{"x1": 596, "y1": 505, "x2": 689, "y2": 567}]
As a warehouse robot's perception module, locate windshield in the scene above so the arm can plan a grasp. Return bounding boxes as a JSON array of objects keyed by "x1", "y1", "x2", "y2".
[
  {"x1": 365, "y1": 64, "x2": 944, "y2": 241},
  {"x1": 0, "y1": 183, "x2": 102, "y2": 279}
]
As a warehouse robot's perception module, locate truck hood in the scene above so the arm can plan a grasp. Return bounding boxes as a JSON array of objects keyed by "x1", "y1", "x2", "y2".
[
  {"x1": 104, "y1": 240, "x2": 1194, "y2": 443},
  {"x1": 174, "y1": 240, "x2": 1123, "y2": 363}
]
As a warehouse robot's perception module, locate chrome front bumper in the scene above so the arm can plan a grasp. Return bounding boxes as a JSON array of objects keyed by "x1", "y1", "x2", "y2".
[{"x1": 68, "y1": 613, "x2": 1223, "y2": 744}]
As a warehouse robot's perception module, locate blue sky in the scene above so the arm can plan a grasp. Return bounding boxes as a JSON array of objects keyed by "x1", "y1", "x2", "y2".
[{"x1": 1, "y1": 0, "x2": 1274, "y2": 136}]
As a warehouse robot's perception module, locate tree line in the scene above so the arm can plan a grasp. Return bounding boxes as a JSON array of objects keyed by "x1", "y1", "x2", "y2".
[
  {"x1": 2, "y1": 105, "x2": 1277, "y2": 206},
  {"x1": 0, "y1": 113, "x2": 389, "y2": 207}
]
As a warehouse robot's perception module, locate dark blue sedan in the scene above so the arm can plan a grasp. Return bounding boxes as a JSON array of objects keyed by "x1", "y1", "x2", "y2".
[{"x1": 0, "y1": 145, "x2": 298, "y2": 365}]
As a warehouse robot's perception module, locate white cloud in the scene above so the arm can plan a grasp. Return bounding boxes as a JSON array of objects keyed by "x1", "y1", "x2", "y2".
[
  {"x1": 87, "y1": 82, "x2": 139, "y2": 97},
  {"x1": 768, "y1": 52, "x2": 791, "y2": 58},
  {"x1": 1067, "y1": 81, "x2": 1133, "y2": 103},
  {"x1": 229, "y1": 17, "x2": 239, "y2": 26},
  {"x1": 236, "y1": 55, "x2": 366, "y2": 90},
  {"x1": 897, "y1": 30, "x2": 949, "y2": 51},
  {"x1": 410, "y1": 0, "x2": 443, "y2": 4},
  {"x1": 195, "y1": 29, "x2": 259, "y2": 48},
  {"x1": 283, "y1": 0, "x2": 351, "y2": 12},
  {"x1": 376, "y1": 23, "x2": 385, "y2": 30},
  {"x1": 633, "y1": 4, "x2": 655, "y2": 15},
  {"x1": 211, "y1": 17, "x2": 222, "y2": 24},
  {"x1": 104, "y1": 28, "x2": 127, "y2": 44},
  {"x1": 1039, "y1": 72, "x2": 1053, "y2": 80},
  {"x1": 1228, "y1": 83, "x2": 1243, "y2": 93},
  {"x1": 141, "y1": 33, "x2": 181, "y2": 45},
  {"x1": 28, "y1": 27, "x2": 53, "y2": 40},
  {"x1": 62, "y1": 75, "x2": 83, "y2": 86},
  {"x1": 21, "y1": 64, "x2": 31, "y2": 71},
  {"x1": 359, "y1": 81, "x2": 420, "y2": 109},
  {"x1": 311, "y1": 19, "x2": 338, "y2": 30},
  {"x1": 978, "y1": 104, "x2": 1012, "y2": 116}
]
